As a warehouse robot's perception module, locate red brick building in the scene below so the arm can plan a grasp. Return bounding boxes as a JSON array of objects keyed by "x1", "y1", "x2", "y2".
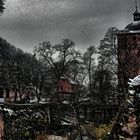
[
  {"x1": 118, "y1": 6, "x2": 140, "y2": 93},
  {"x1": 57, "y1": 76, "x2": 78, "y2": 95}
]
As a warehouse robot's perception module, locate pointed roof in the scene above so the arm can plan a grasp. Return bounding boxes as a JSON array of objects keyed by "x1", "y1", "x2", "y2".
[
  {"x1": 124, "y1": 0, "x2": 140, "y2": 31},
  {"x1": 133, "y1": 9, "x2": 139, "y2": 14},
  {"x1": 134, "y1": 0, "x2": 138, "y2": 12}
]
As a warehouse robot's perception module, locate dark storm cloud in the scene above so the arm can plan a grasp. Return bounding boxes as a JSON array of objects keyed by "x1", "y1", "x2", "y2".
[{"x1": 0, "y1": 0, "x2": 137, "y2": 52}]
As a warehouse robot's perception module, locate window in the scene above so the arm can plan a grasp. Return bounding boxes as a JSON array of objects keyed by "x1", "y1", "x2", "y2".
[{"x1": 0, "y1": 87, "x2": 3, "y2": 98}]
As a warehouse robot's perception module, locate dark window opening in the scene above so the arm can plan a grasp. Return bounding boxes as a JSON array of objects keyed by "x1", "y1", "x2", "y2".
[
  {"x1": 61, "y1": 86, "x2": 63, "y2": 91},
  {"x1": 0, "y1": 87, "x2": 3, "y2": 98},
  {"x1": 71, "y1": 86, "x2": 75, "y2": 91},
  {"x1": 6, "y1": 88, "x2": 10, "y2": 98}
]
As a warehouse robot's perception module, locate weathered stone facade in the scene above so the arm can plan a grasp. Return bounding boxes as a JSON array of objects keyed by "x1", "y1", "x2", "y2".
[
  {"x1": 118, "y1": 32, "x2": 140, "y2": 93},
  {"x1": 118, "y1": 4, "x2": 140, "y2": 94}
]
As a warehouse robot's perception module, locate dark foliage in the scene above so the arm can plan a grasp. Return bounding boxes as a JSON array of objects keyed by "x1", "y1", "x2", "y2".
[{"x1": 0, "y1": 0, "x2": 5, "y2": 14}]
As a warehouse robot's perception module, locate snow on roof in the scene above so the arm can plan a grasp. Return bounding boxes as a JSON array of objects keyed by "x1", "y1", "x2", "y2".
[
  {"x1": 67, "y1": 77, "x2": 78, "y2": 85},
  {"x1": 129, "y1": 30, "x2": 140, "y2": 33},
  {"x1": 59, "y1": 75, "x2": 78, "y2": 85},
  {"x1": 30, "y1": 97, "x2": 48, "y2": 104},
  {"x1": 128, "y1": 75, "x2": 140, "y2": 86}
]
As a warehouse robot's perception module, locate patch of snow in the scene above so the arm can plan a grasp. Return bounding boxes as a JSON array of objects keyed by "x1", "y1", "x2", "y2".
[
  {"x1": 62, "y1": 101, "x2": 69, "y2": 104},
  {"x1": 128, "y1": 75, "x2": 140, "y2": 86},
  {"x1": 30, "y1": 97, "x2": 38, "y2": 103},
  {"x1": 61, "y1": 121, "x2": 71, "y2": 125},
  {"x1": 30, "y1": 97, "x2": 47, "y2": 104},
  {"x1": 4, "y1": 108, "x2": 14, "y2": 116},
  {"x1": 128, "y1": 90, "x2": 135, "y2": 95},
  {"x1": 129, "y1": 30, "x2": 140, "y2": 33},
  {"x1": 0, "y1": 98, "x2": 4, "y2": 103},
  {"x1": 79, "y1": 98, "x2": 91, "y2": 102},
  {"x1": 47, "y1": 135, "x2": 68, "y2": 140}
]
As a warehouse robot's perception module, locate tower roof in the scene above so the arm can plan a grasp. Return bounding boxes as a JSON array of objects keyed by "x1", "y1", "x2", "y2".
[
  {"x1": 133, "y1": 0, "x2": 140, "y2": 21},
  {"x1": 125, "y1": 21, "x2": 140, "y2": 31},
  {"x1": 124, "y1": 0, "x2": 140, "y2": 31}
]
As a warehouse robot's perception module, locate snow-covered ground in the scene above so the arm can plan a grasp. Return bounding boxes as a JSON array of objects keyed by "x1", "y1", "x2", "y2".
[{"x1": 36, "y1": 135, "x2": 68, "y2": 140}]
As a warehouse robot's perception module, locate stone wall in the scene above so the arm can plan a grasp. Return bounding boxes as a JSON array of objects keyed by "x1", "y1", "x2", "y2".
[{"x1": 118, "y1": 32, "x2": 140, "y2": 93}]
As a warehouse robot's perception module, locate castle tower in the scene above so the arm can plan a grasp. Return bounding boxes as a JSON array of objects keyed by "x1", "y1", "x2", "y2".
[{"x1": 118, "y1": 1, "x2": 140, "y2": 93}]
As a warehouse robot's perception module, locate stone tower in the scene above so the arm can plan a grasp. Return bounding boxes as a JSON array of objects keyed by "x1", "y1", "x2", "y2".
[{"x1": 118, "y1": 2, "x2": 140, "y2": 93}]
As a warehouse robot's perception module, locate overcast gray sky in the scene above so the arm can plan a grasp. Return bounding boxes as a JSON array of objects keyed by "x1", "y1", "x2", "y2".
[{"x1": 0, "y1": 0, "x2": 138, "y2": 53}]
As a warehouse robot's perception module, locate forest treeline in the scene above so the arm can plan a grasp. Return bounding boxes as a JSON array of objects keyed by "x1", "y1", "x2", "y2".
[{"x1": 0, "y1": 27, "x2": 119, "y2": 104}]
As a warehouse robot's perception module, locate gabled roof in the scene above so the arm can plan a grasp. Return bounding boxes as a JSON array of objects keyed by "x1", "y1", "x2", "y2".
[{"x1": 59, "y1": 75, "x2": 78, "y2": 85}]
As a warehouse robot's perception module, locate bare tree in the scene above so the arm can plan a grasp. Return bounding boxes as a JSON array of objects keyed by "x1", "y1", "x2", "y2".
[
  {"x1": 29, "y1": 56, "x2": 51, "y2": 103},
  {"x1": 34, "y1": 39, "x2": 81, "y2": 80},
  {"x1": 83, "y1": 46, "x2": 97, "y2": 95},
  {"x1": 98, "y1": 27, "x2": 119, "y2": 77}
]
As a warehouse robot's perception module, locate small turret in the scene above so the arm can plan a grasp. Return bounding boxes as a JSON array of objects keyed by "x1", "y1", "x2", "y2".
[{"x1": 133, "y1": 0, "x2": 140, "y2": 21}]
